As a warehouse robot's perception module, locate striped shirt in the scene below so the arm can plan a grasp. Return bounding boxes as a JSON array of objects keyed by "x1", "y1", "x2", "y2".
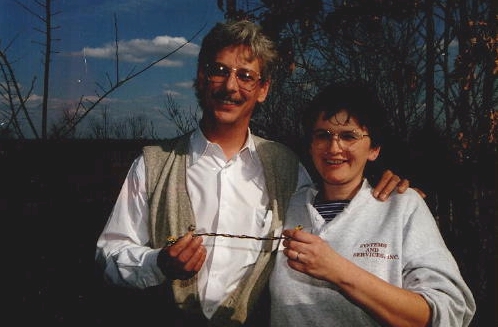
[{"x1": 313, "y1": 199, "x2": 351, "y2": 222}]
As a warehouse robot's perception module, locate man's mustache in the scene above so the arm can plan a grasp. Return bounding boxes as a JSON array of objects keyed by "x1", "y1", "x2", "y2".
[{"x1": 211, "y1": 90, "x2": 245, "y2": 105}]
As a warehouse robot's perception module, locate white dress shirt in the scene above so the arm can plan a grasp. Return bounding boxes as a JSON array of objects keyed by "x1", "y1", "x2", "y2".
[{"x1": 95, "y1": 128, "x2": 312, "y2": 318}]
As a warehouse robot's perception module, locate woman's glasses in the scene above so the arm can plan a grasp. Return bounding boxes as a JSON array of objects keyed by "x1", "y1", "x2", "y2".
[
  {"x1": 205, "y1": 62, "x2": 261, "y2": 91},
  {"x1": 312, "y1": 129, "x2": 369, "y2": 150}
]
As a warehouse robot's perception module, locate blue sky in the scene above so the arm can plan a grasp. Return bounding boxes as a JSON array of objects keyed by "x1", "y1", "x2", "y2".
[{"x1": 1, "y1": 0, "x2": 225, "y2": 138}]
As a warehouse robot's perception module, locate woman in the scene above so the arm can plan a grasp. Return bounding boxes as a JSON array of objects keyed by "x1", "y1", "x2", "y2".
[{"x1": 269, "y1": 82, "x2": 476, "y2": 327}]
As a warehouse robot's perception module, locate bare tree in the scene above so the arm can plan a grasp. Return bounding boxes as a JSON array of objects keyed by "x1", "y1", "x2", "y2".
[
  {"x1": 219, "y1": 0, "x2": 496, "y2": 149},
  {"x1": 219, "y1": 2, "x2": 496, "y2": 326},
  {"x1": 110, "y1": 119, "x2": 129, "y2": 139},
  {"x1": 0, "y1": 40, "x2": 39, "y2": 138},
  {"x1": 14, "y1": 0, "x2": 60, "y2": 139},
  {"x1": 51, "y1": 14, "x2": 205, "y2": 139},
  {"x1": 1, "y1": 1, "x2": 206, "y2": 139},
  {"x1": 86, "y1": 106, "x2": 158, "y2": 139},
  {"x1": 157, "y1": 93, "x2": 199, "y2": 135},
  {"x1": 127, "y1": 115, "x2": 148, "y2": 139},
  {"x1": 87, "y1": 105, "x2": 111, "y2": 139},
  {"x1": 48, "y1": 106, "x2": 78, "y2": 138}
]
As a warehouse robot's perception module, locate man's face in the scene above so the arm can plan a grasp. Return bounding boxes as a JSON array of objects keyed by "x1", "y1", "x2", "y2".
[{"x1": 197, "y1": 45, "x2": 270, "y2": 128}]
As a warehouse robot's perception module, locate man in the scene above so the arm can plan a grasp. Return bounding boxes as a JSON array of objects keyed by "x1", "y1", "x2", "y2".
[{"x1": 95, "y1": 20, "x2": 407, "y2": 326}]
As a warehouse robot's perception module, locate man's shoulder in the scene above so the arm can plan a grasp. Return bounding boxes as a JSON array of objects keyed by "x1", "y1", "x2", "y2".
[
  {"x1": 143, "y1": 133, "x2": 191, "y2": 156},
  {"x1": 142, "y1": 133, "x2": 192, "y2": 194},
  {"x1": 252, "y1": 135, "x2": 298, "y2": 158}
]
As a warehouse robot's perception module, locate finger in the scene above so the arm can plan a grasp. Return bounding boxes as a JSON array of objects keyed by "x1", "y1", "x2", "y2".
[
  {"x1": 167, "y1": 233, "x2": 193, "y2": 257},
  {"x1": 372, "y1": 170, "x2": 393, "y2": 198},
  {"x1": 185, "y1": 245, "x2": 206, "y2": 272},
  {"x1": 282, "y1": 228, "x2": 297, "y2": 239},
  {"x1": 378, "y1": 174, "x2": 402, "y2": 201},
  {"x1": 283, "y1": 248, "x2": 301, "y2": 261},
  {"x1": 396, "y1": 179, "x2": 410, "y2": 193},
  {"x1": 293, "y1": 252, "x2": 299, "y2": 262},
  {"x1": 282, "y1": 227, "x2": 307, "y2": 240},
  {"x1": 176, "y1": 235, "x2": 203, "y2": 263},
  {"x1": 192, "y1": 246, "x2": 207, "y2": 272}
]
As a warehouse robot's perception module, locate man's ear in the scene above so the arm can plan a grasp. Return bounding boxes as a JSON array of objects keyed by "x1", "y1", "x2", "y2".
[{"x1": 257, "y1": 80, "x2": 271, "y2": 103}]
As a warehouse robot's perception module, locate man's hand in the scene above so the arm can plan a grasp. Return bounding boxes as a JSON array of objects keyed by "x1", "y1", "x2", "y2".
[
  {"x1": 372, "y1": 170, "x2": 425, "y2": 201},
  {"x1": 157, "y1": 232, "x2": 206, "y2": 280}
]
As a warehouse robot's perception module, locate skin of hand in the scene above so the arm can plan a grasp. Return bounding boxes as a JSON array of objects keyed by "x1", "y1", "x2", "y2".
[
  {"x1": 282, "y1": 229, "x2": 431, "y2": 327},
  {"x1": 372, "y1": 170, "x2": 427, "y2": 201},
  {"x1": 372, "y1": 170, "x2": 407, "y2": 201},
  {"x1": 157, "y1": 232, "x2": 207, "y2": 280}
]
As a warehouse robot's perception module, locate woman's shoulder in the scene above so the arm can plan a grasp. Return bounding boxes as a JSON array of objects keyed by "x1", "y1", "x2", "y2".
[{"x1": 359, "y1": 180, "x2": 425, "y2": 210}]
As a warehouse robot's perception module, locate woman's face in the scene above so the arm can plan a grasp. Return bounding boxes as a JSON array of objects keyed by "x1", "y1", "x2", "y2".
[{"x1": 310, "y1": 110, "x2": 380, "y2": 191}]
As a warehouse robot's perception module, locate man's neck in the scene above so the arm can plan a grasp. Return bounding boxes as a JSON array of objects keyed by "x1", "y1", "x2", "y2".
[{"x1": 200, "y1": 120, "x2": 249, "y2": 160}]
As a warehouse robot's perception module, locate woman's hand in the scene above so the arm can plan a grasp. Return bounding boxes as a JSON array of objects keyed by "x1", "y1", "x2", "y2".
[{"x1": 281, "y1": 228, "x2": 343, "y2": 282}]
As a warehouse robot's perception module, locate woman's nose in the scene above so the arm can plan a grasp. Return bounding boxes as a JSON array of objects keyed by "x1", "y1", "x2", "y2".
[{"x1": 327, "y1": 134, "x2": 342, "y2": 152}]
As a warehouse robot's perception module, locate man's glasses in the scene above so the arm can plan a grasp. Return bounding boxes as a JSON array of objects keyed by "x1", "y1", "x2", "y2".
[
  {"x1": 311, "y1": 129, "x2": 369, "y2": 150},
  {"x1": 205, "y1": 62, "x2": 262, "y2": 91}
]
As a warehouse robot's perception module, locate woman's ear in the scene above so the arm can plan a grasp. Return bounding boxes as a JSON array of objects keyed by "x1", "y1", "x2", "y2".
[{"x1": 368, "y1": 146, "x2": 381, "y2": 161}]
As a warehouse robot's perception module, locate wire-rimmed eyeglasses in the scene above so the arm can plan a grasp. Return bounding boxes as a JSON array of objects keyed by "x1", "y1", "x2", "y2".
[
  {"x1": 311, "y1": 129, "x2": 370, "y2": 150},
  {"x1": 205, "y1": 62, "x2": 262, "y2": 91}
]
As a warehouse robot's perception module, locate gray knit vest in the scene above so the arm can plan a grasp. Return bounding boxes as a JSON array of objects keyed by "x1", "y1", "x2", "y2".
[{"x1": 143, "y1": 132, "x2": 299, "y2": 326}]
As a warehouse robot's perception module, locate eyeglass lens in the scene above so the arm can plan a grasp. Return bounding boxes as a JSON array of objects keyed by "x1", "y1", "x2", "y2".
[
  {"x1": 312, "y1": 130, "x2": 367, "y2": 149},
  {"x1": 206, "y1": 63, "x2": 261, "y2": 90}
]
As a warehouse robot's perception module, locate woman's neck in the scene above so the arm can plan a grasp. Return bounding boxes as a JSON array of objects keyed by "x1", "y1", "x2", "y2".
[{"x1": 320, "y1": 178, "x2": 363, "y2": 201}]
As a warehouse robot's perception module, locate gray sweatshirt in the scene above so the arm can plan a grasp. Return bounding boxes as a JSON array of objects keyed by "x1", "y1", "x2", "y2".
[{"x1": 270, "y1": 179, "x2": 476, "y2": 327}]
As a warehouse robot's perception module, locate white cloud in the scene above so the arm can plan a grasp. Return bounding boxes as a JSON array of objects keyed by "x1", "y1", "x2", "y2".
[
  {"x1": 73, "y1": 35, "x2": 200, "y2": 66},
  {"x1": 155, "y1": 58, "x2": 184, "y2": 67},
  {"x1": 162, "y1": 89, "x2": 181, "y2": 97},
  {"x1": 26, "y1": 94, "x2": 44, "y2": 105},
  {"x1": 80, "y1": 95, "x2": 115, "y2": 104},
  {"x1": 175, "y1": 81, "x2": 195, "y2": 89}
]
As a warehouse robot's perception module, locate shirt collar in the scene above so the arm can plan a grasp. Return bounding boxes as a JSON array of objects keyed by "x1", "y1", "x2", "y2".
[{"x1": 189, "y1": 127, "x2": 259, "y2": 166}]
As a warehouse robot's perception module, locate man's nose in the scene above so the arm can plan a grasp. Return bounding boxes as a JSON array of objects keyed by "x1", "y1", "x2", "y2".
[{"x1": 225, "y1": 71, "x2": 239, "y2": 90}]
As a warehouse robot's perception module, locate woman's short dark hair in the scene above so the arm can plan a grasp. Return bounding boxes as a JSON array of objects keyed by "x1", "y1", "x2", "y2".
[{"x1": 302, "y1": 80, "x2": 389, "y2": 149}]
